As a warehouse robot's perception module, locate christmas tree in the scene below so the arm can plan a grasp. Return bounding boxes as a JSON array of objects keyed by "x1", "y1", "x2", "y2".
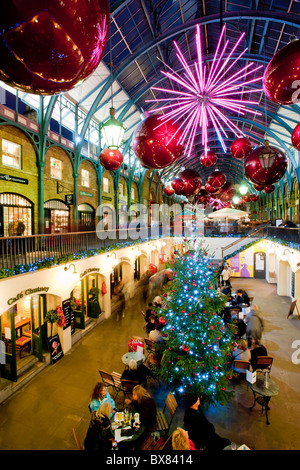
[{"x1": 155, "y1": 239, "x2": 236, "y2": 408}]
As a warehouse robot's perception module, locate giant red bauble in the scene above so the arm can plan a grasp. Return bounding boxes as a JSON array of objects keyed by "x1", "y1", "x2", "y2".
[
  {"x1": 200, "y1": 151, "x2": 217, "y2": 167},
  {"x1": 172, "y1": 178, "x2": 184, "y2": 194},
  {"x1": 164, "y1": 186, "x2": 175, "y2": 196},
  {"x1": 99, "y1": 148, "x2": 123, "y2": 171},
  {"x1": 263, "y1": 39, "x2": 300, "y2": 104},
  {"x1": 263, "y1": 185, "x2": 275, "y2": 194},
  {"x1": 219, "y1": 182, "x2": 236, "y2": 202},
  {"x1": 0, "y1": 0, "x2": 109, "y2": 95},
  {"x1": 178, "y1": 169, "x2": 202, "y2": 196},
  {"x1": 253, "y1": 184, "x2": 265, "y2": 191},
  {"x1": 291, "y1": 123, "x2": 300, "y2": 150},
  {"x1": 230, "y1": 138, "x2": 252, "y2": 160},
  {"x1": 205, "y1": 183, "x2": 222, "y2": 195},
  {"x1": 244, "y1": 142, "x2": 287, "y2": 186},
  {"x1": 132, "y1": 115, "x2": 184, "y2": 169},
  {"x1": 207, "y1": 170, "x2": 227, "y2": 189},
  {"x1": 195, "y1": 189, "x2": 209, "y2": 204}
]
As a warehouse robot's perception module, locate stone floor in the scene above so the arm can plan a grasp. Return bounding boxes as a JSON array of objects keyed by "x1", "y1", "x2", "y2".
[{"x1": 0, "y1": 277, "x2": 299, "y2": 453}]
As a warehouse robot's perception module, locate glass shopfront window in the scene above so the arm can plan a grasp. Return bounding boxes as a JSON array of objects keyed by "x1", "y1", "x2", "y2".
[
  {"x1": 0, "y1": 193, "x2": 33, "y2": 236},
  {"x1": 44, "y1": 199, "x2": 70, "y2": 233}
]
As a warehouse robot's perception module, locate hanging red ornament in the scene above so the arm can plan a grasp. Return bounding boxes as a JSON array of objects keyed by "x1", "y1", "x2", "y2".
[
  {"x1": 263, "y1": 184, "x2": 275, "y2": 194},
  {"x1": 99, "y1": 148, "x2": 123, "y2": 171},
  {"x1": 250, "y1": 194, "x2": 259, "y2": 201},
  {"x1": 244, "y1": 140, "x2": 287, "y2": 186},
  {"x1": 132, "y1": 115, "x2": 184, "y2": 169},
  {"x1": 230, "y1": 138, "x2": 252, "y2": 160},
  {"x1": 205, "y1": 183, "x2": 222, "y2": 195},
  {"x1": 171, "y1": 178, "x2": 184, "y2": 194},
  {"x1": 263, "y1": 39, "x2": 300, "y2": 104},
  {"x1": 291, "y1": 123, "x2": 300, "y2": 150},
  {"x1": 219, "y1": 182, "x2": 236, "y2": 202},
  {"x1": 195, "y1": 189, "x2": 209, "y2": 204},
  {"x1": 178, "y1": 169, "x2": 202, "y2": 196},
  {"x1": 207, "y1": 170, "x2": 227, "y2": 189},
  {"x1": 253, "y1": 184, "x2": 265, "y2": 191},
  {"x1": 200, "y1": 150, "x2": 217, "y2": 167},
  {"x1": 164, "y1": 186, "x2": 175, "y2": 196},
  {"x1": 0, "y1": 0, "x2": 109, "y2": 95}
]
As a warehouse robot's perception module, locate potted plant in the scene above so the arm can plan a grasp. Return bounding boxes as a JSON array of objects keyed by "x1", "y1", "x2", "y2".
[{"x1": 44, "y1": 309, "x2": 59, "y2": 337}]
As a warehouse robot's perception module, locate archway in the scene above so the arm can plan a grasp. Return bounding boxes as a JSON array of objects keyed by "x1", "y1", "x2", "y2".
[
  {"x1": 78, "y1": 203, "x2": 95, "y2": 231},
  {"x1": 278, "y1": 260, "x2": 292, "y2": 297}
]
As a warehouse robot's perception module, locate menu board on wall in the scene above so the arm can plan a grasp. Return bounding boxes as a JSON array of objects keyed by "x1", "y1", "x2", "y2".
[
  {"x1": 62, "y1": 298, "x2": 75, "y2": 335},
  {"x1": 48, "y1": 334, "x2": 64, "y2": 364}
]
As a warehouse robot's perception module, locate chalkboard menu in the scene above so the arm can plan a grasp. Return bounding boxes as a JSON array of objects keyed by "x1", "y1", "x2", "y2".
[{"x1": 62, "y1": 298, "x2": 75, "y2": 335}]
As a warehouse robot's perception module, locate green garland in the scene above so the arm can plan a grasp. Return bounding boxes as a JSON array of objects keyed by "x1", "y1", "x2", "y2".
[{"x1": 0, "y1": 238, "x2": 153, "y2": 279}]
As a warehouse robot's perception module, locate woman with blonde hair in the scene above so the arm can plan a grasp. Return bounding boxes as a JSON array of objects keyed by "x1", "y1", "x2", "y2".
[
  {"x1": 172, "y1": 428, "x2": 196, "y2": 450},
  {"x1": 125, "y1": 385, "x2": 157, "y2": 434},
  {"x1": 84, "y1": 402, "x2": 114, "y2": 451}
]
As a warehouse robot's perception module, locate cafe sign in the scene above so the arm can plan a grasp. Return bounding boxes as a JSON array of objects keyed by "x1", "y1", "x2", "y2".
[
  {"x1": 7, "y1": 287, "x2": 50, "y2": 305},
  {"x1": 80, "y1": 268, "x2": 100, "y2": 279}
]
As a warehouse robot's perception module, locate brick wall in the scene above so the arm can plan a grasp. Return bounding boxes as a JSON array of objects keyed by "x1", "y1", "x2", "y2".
[{"x1": 0, "y1": 125, "x2": 39, "y2": 233}]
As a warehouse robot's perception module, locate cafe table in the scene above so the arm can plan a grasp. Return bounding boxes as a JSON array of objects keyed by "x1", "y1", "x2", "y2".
[
  {"x1": 247, "y1": 374, "x2": 279, "y2": 425},
  {"x1": 111, "y1": 411, "x2": 144, "y2": 449},
  {"x1": 122, "y1": 351, "x2": 146, "y2": 367}
]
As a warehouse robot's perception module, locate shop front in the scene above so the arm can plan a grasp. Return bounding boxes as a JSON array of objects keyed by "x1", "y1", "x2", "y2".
[
  {"x1": 0, "y1": 292, "x2": 46, "y2": 382},
  {"x1": 71, "y1": 271, "x2": 106, "y2": 328},
  {"x1": 0, "y1": 193, "x2": 33, "y2": 237},
  {"x1": 44, "y1": 199, "x2": 70, "y2": 234}
]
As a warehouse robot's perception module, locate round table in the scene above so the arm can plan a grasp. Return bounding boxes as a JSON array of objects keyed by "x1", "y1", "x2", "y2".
[
  {"x1": 247, "y1": 375, "x2": 279, "y2": 425},
  {"x1": 122, "y1": 351, "x2": 146, "y2": 366}
]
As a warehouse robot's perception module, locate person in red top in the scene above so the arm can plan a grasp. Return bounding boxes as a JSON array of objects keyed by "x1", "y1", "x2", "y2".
[{"x1": 172, "y1": 427, "x2": 196, "y2": 450}]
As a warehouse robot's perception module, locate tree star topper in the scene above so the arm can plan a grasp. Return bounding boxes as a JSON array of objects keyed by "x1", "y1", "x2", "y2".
[{"x1": 147, "y1": 25, "x2": 264, "y2": 158}]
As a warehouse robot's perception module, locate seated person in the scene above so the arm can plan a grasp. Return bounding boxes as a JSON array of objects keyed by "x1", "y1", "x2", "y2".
[
  {"x1": 232, "y1": 339, "x2": 251, "y2": 373},
  {"x1": 153, "y1": 296, "x2": 162, "y2": 308},
  {"x1": 149, "y1": 325, "x2": 164, "y2": 344},
  {"x1": 145, "y1": 303, "x2": 154, "y2": 322},
  {"x1": 221, "y1": 280, "x2": 232, "y2": 297},
  {"x1": 121, "y1": 359, "x2": 153, "y2": 385},
  {"x1": 234, "y1": 318, "x2": 247, "y2": 339},
  {"x1": 89, "y1": 382, "x2": 116, "y2": 418},
  {"x1": 125, "y1": 385, "x2": 157, "y2": 436},
  {"x1": 145, "y1": 314, "x2": 156, "y2": 334},
  {"x1": 232, "y1": 289, "x2": 250, "y2": 307},
  {"x1": 172, "y1": 427, "x2": 196, "y2": 450},
  {"x1": 250, "y1": 339, "x2": 268, "y2": 371},
  {"x1": 184, "y1": 394, "x2": 231, "y2": 451},
  {"x1": 84, "y1": 402, "x2": 114, "y2": 451}
]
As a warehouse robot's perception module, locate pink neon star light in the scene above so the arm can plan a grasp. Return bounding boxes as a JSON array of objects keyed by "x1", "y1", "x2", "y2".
[{"x1": 147, "y1": 25, "x2": 264, "y2": 158}]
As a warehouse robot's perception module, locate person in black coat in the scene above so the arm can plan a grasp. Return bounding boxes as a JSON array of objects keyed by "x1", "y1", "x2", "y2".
[
  {"x1": 121, "y1": 359, "x2": 153, "y2": 385},
  {"x1": 84, "y1": 402, "x2": 114, "y2": 451},
  {"x1": 250, "y1": 339, "x2": 268, "y2": 371},
  {"x1": 183, "y1": 394, "x2": 231, "y2": 451}
]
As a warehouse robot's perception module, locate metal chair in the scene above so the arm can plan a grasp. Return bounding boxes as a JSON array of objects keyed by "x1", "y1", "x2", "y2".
[
  {"x1": 152, "y1": 391, "x2": 178, "y2": 435},
  {"x1": 120, "y1": 379, "x2": 139, "y2": 403},
  {"x1": 232, "y1": 360, "x2": 251, "y2": 372},
  {"x1": 144, "y1": 338, "x2": 156, "y2": 358},
  {"x1": 256, "y1": 356, "x2": 273, "y2": 373},
  {"x1": 140, "y1": 433, "x2": 172, "y2": 450}
]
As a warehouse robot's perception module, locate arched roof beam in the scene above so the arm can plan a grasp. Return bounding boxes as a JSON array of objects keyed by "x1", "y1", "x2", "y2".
[{"x1": 78, "y1": 10, "x2": 300, "y2": 147}]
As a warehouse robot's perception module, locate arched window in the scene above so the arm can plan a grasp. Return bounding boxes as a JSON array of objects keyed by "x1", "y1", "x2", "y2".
[
  {"x1": 0, "y1": 193, "x2": 33, "y2": 236},
  {"x1": 44, "y1": 199, "x2": 70, "y2": 234}
]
